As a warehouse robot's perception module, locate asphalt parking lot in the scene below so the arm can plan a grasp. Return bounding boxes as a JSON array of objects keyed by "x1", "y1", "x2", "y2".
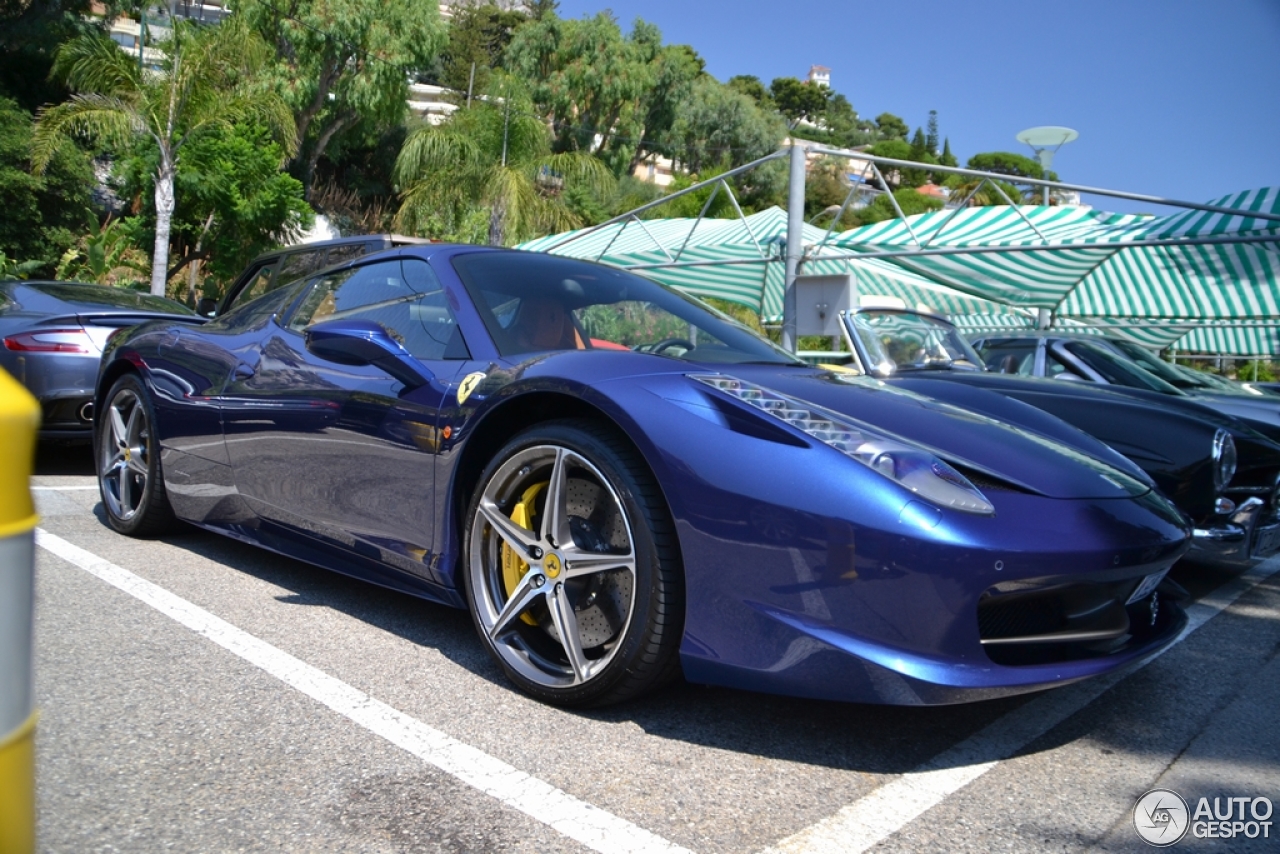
[{"x1": 29, "y1": 442, "x2": 1280, "y2": 853}]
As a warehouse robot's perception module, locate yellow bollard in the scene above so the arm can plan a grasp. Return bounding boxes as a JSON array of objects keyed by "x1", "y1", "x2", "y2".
[{"x1": 0, "y1": 368, "x2": 39, "y2": 854}]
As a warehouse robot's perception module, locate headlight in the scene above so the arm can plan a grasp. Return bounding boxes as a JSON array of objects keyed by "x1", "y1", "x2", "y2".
[
  {"x1": 1212, "y1": 429, "x2": 1237, "y2": 494},
  {"x1": 691, "y1": 373, "x2": 995, "y2": 515}
]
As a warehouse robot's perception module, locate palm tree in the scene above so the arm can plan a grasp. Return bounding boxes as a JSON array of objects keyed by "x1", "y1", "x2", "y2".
[
  {"x1": 394, "y1": 79, "x2": 613, "y2": 246},
  {"x1": 31, "y1": 18, "x2": 296, "y2": 297}
]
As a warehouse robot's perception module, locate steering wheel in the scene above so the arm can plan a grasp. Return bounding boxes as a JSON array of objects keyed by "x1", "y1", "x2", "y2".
[{"x1": 647, "y1": 338, "x2": 695, "y2": 355}]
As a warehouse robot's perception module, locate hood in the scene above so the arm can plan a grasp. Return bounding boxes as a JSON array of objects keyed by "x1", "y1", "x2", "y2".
[{"x1": 715, "y1": 365, "x2": 1153, "y2": 501}]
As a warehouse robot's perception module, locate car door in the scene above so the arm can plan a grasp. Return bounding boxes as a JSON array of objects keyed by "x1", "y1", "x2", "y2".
[{"x1": 220, "y1": 256, "x2": 469, "y2": 585}]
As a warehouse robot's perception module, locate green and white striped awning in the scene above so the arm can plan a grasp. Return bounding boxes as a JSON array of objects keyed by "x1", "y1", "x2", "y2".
[
  {"x1": 518, "y1": 207, "x2": 1008, "y2": 319},
  {"x1": 518, "y1": 188, "x2": 1280, "y2": 355},
  {"x1": 827, "y1": 188, "x2": 1280, "y2": 333}
]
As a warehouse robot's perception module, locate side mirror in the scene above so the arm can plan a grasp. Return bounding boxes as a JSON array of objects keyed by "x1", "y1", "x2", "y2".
[
  {"x1": 196, "y1": 297, "x2": 218, "y2": 318},
  {"x1": 305, "y1": 318, "x2": 433, "y2": 389}
]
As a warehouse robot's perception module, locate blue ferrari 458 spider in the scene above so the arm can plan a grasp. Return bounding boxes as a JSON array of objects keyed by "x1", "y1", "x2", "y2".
[{"x1": 95, "y1": 244, "x2": 1191, "y2": 707}]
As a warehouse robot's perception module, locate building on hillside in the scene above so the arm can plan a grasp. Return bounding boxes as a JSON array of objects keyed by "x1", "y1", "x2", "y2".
[
  {"x1": 407, "y1": 83, "x2": 460, "y2": 126},
  {"x1": 631, "y1": 154, "x2": 678, "y2": 188},
  {"x1": 807, "y1": 65, "x2": 830, "y2": 88}
]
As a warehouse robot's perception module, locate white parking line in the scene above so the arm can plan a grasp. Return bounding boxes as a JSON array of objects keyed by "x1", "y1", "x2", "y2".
[
  {"x1": 35, "y1": 529, "x2": 693, "y2": 854},
  {"x1": 764, "y1": 556, "x2": 1280, "y2": 854}
]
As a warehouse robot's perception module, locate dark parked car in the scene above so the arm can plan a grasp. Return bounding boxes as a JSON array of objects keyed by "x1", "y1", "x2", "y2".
[
  {"x1": 839, "y1": 307, "x2": 1280, "y2": 568},
  {"x1": 200, "y1": 234, "x2": 430, "y2": 318},
  {"x1": 0, "y1": 280, "x2": 198, "y2": 439},
  {"x1": 94, "y1": 245, "x2": 1190, "y2": 707},
  {"x1": 970, "y1": 330, "x2": 1280, "y2": 438}
]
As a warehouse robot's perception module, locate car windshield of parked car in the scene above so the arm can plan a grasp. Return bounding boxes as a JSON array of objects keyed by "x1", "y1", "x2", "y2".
[
  {"x1": 847, "y1": 310, "x2": 986, "y2": 374},
  {"x1": 1105, "y1": 338, "x2": 1210, "y2": 390},
  {"x1": 450, "y1": 251, "x2": 803, "y2": 365},
  {"x1": 1062, "y1": 341, "x2": 1183, "y2": 393}
]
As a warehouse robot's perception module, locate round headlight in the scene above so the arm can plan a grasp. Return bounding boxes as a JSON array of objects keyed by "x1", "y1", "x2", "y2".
[{"x1": 1212, "y1": 429, "x2": 1237, "y2": 494}]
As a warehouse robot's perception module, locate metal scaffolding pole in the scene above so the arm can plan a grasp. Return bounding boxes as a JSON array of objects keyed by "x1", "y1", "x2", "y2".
[{"x1": 782, "y1": 142, "x2": 807, "y2": 353}]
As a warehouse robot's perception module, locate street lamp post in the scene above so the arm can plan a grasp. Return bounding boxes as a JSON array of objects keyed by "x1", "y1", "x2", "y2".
[{"x1": 1016, "y1": 126, "x2": 1078, "y2": 204}]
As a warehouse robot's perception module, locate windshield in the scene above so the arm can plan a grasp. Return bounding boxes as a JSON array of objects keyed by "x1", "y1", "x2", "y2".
[
  {"x1": 844, "y1": 310, "x2": 986, "y2": 376},
  {"x1": 1062, "y1": 341, "x2": 1183, "y2": 394},
  {"x1": 1105, "y1": 339, "x2": 1205, "y2": 389},
  {"x1": 451, "y1": 251, "x2": 803, "y2": 366}
]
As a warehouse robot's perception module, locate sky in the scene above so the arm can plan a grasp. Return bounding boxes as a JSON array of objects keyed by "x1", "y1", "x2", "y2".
[{"x1": 554, "y1": 0, "x2": 1280, "y2": 214}]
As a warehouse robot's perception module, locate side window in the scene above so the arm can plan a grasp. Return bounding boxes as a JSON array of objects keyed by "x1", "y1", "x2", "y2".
[
  {"x1": 289, "y1": 259, "x2": 468, "y2": 361},
  {"x1": 1046, "y1": 352, "x2": 1086, "y2": 380},
  {"x1": 228, "y1": 263, "x2": 276, "y2": 312},
  {"x1": 975, "y1": 342, "x2": 1036, "y2": 375},
  {"x1": 276, "y1": 249, "x2": 321, "y2": 287},
  {"x1": 321, "y1": 243, "x2": 369, "y2": 268}
]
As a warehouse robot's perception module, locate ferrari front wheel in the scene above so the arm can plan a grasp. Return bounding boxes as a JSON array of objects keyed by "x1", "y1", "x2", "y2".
[
  {"x1": 464, "y1": 420, "x2": 683, "y2": 707},
  {"x1": 97, "y1": 373, "x2": 175, "y2": 537}
]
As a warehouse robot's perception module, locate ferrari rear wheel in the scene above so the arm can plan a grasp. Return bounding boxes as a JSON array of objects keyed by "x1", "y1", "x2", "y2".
[
  {"x1": 97, "y1": 374, "x2": 175, "y2": 537},
  {"x1": 465, "y1": 420, "x2": 683, "y2": 707}
]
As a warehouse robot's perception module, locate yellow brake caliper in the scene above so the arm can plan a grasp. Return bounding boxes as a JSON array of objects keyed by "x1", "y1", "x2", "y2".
[{"x1": 500, "y1": 481, "x2": 547, "y2": 626}]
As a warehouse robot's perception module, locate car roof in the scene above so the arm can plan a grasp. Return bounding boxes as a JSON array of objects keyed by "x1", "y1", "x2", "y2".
[
  {"x1": 0, "y1": 280, "x2": 196, "y2": 315},
  {"x1": 243, "y1": 234, "x2": 432, "y2": 266}
]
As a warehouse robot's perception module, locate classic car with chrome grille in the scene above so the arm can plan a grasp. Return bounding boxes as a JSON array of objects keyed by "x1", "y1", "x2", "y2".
[{"x1": 94, "y1": 246, "x2": 1190, "y2": 707}]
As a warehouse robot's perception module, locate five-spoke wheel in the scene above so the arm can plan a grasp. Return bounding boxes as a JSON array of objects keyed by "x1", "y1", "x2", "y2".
[
  {"x1": 97, "y1": 374, "x2": 174, "y2": 536},
  {"x1": 465, "y1": 421, "x2": 682, "y2": 706}
]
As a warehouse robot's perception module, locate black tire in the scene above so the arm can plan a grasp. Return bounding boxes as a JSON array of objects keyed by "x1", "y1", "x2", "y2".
[
  {"x1": 464, "y1": 419, "x2": 683, "y2": 707},
  {"x1": 96, "y1": 373, "x2": 175, "y2": 537}
]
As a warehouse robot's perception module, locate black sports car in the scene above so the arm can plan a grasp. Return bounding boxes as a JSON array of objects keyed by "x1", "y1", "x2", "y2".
[
  {"x1": 970, "y1": 330, "x2": 1280, "y2": 440},
  {"x1": 839, "y1": 307, "x2": 1280, "y2": 567}
]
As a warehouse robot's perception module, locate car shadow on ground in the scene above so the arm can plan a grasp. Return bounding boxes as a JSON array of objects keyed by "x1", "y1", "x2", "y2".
[
  {"x1": 99, "y1": 509, "x2": 1039, "y2": 776},
  {"x1": 66, "y1": 447, "x2": 1272, "y2": 778},
  {"x1": 34, "y1": 441, "x2": 94, "y2": 476}
]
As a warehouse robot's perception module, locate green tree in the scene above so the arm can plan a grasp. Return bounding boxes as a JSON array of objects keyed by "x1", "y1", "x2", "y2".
[
  {"x1": 506, "y1": 11, "x2": 667, "y2": 171},
  {"x1": 242, "y1": 0, "x2": 446, "y2": 199},
  {"x1": 769, "y1": 76, "x2": 829, "y2": 127},
  {"x1": 939, "y1": 137, "x2": 957, "y2": 168},
  {"x1": 670, "y1": 77, "x2": 786, "y2": 176},
  {"x1": 726, "y1": 75, "x2": 771, "y2": 108},
  {"x1": 54, "y1": 214, "x2": 149, "y2": 288},
  {"x1": 393, "y1": 78, "x2": 614, "y2": 246},
  {"x1": 160, "y1": 123, "x2": 312, "y2": 297},
  {"x1": 439, "y1": 2, "x2": 529, "y2": 95},
  {"x1": 525, "y1": 0, "x2": 559, "y2": 20},
  {"x1": 964, "y1": 151, "x2": 1058, "y2": 202},
  {"x1": 845, "y1": 187, "x2": 944, "y2": 228},
  {"x1": 609, "y1": 29, "x2": 704, "y2": 175},
  {"x1": 874, "y1": 112, "x2": 908, "y2": 140},
  {"x1": 925, "y1": 110, "x2": 939, "y2": 155},
  {"x1": 32, "y1": 20, "x2": 297, "y2": 296},
  {"x1": 0, "y1": 95, "x2": 93, "y2": 275},
  {"x1": 0, "y1": 0, "x2": 111, "y2": 110}
]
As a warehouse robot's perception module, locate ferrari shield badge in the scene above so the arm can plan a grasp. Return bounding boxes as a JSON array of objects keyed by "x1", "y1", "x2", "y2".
[{"x1": 457, "y1": 371, "x2": 486, "y2": 405}]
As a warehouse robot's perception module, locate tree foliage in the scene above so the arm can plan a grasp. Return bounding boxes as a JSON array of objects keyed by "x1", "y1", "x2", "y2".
[
  {"x1": 874, "y1": 112, "x2": 909, "y2": 141},
  {"x1": 33, "y1": 19, "x2": 298, "y2": 296},
  {"x1": 394, "y1": 77, "x2": 614, "y2": 246},
  {"x1": 438, "y1": 2, "x2": 528, "y2": 95},
  {"x1": 0, "y1": 95, "x2": 92, "y2": 275},
  {"x1": 241, "y1": 0, "x2": 446, "y2": 197},
  {"x1": 769, "y1": 76, "x2": 830, "y2": 127},
  {"x1": 669, "y1": 77, "x2": 785, "y2": 176}
]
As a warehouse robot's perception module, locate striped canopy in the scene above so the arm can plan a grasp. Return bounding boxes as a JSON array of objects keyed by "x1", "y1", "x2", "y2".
[
  {"x1": 518, "y1": 207, "x2": 1008, "y2": 319},
  {"x1": 827, "y1": 188, "x2": 1280, "y2": 348},
  {"x1": 518, "y1": 188, "x2": 1280, "y2": 355}
]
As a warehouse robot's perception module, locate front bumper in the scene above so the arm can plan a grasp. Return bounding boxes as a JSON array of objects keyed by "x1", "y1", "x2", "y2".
[{"x1": 1191, "y1": 497, "x2": 1280, "y2": 566}]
